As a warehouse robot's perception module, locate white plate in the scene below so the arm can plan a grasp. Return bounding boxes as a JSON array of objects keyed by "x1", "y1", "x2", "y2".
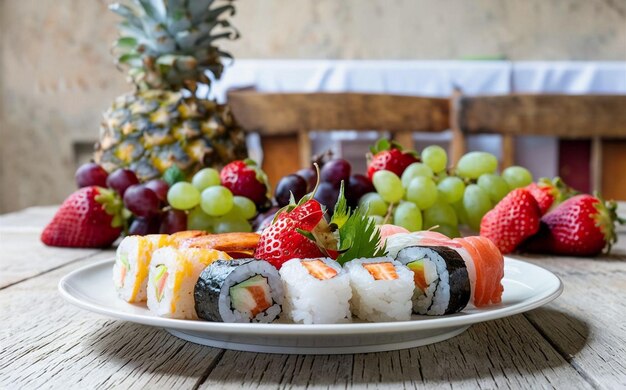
[{"x1": 58, "y1": 257, "x2": 562, "y2": 354}]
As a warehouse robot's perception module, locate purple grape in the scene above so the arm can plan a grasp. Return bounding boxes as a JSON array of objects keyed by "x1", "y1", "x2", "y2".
[
  {"x1": 75, "y1": 162, "x2": 108, "y2": 188},
  {"x1": 159, "y1": 209, "x2": 188, "y2": 234},
  {"x1": 106, "y1": 168, "x2": 139, "y2": 197},
  {"x1": 252, "y1": 206, "x2": 279, "y2": 232},
  {"x1": 123, "y1": 184, "x2": 160, "y2": 217},
  {"x1": 314, "y1": 182, "x2": 340, "y2": 215},
  {"x1": 320, "y1": 159, "x2": 351, "y2": 187},
  {"x1": 275, "y1": 174, "x2": 308, "y2": 207},
  {"x1": 129, "y1": 214, "x2": 162, "y2": 235},
  {"x1": 296, "y1": 168, "x2": 318, "y2": 192},
  {"x1": 145, "y1": 179, "x2": 169, "y2": 203},
  {"x1": 347, "y1": 174, "x2": 375, "y2": 207}
]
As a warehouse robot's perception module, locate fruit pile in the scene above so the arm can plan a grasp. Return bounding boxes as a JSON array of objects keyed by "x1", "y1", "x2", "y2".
[
  {"x1": 481, "y1": 184, "x2": 622, "y2": 256},
  {"x1": 42, "y1": 160, "x2": 270, "y2": 248},
  {"x1": 356, "y1": 140, "x2": 533, "y2": 236},
  {"x1": 274, "y1": 156, "x2": 373, "y2": 213}
]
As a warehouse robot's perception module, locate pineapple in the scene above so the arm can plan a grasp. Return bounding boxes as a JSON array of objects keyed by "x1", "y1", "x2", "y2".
[{"x1": 95, "y1": 0, "x2": 247, "y2": 181}]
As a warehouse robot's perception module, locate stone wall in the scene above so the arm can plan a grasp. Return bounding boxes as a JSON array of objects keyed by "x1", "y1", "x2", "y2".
[{"x1": 1, "y1": 0, "x2": 625, "y2": 212}]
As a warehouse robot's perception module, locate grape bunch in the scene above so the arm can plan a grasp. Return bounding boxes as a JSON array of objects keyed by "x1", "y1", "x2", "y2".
[
  {"x1": 359, "y1": 143, "x2": 533, "y2": 236},
  {"x1": 273, "y1": 158, "x2": 374, "y2": 214},
  {"x1": 73, "y1": 160, "x2": 270, "y2": 236}
]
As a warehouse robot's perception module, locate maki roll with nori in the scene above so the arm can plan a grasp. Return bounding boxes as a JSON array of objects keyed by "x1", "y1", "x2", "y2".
[
  {"x1": 279, "y1": 258, "x2": 352, "y2": 324},
  {"x1": 395, "y1": 246, "x2": 470, "y2": 315},
  {"x1": 345, "y1": 257, "x2": 414, "y2": 322},
  {"x1": 194, "y1": 259, "x2": 284, "y2": 323}
]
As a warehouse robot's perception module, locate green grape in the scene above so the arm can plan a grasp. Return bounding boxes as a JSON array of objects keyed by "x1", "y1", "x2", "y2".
[
  {"x1": 437, "y1": 176, "x2": 465, "y2": 203},
  {"x1": 191, "y1": 168, "x2": 220, "y2": 191},
  {"x1": 432, "y1": 224, "x2": 461, "y2": 238},
  {"x1": 167, "y1": 182, "x2": 200, "y2": 210},
  {"x1": 421, "y1": 145, "x2": 448, "y2": 173},
  {"x1": 359, "y1": 192, "x2": 389, "y2": 216},
  {"x1": 406, "y1": 177, "x2": 438, "y2": 210},
  {"x1": 372, "y1": 170, "x2": 404, "y2": 204},
  {"x1": 369, "y1": 215, "x2": 385, "y2": 225},
  {"x1": 393, "y1": 202, "x2": 423, "y2": 232},
  {"x1": 232, "y1": 196, "x2": 257, "y2": 220},
  {"x1": 456, "y1": 151, "x2": 498, "y2": 179},
  {"x1": 451, "y1": 200, "x2": 469, "y2": 226},
  {"x1": 187, "y1": 207, "x2": 214, "y2": 231},
  {"x1": 401, "y1": 162, "x2": 434, "y2": 187},
  {"x1": 200, "y1": 185, "x2": 234, "y2": 217},
  {"x1": 423, "y1": 199, "x2": 458, "y2": 229},
  {"x1": 477, "y1": 173, "x2": 510, "y2": 203},
  {"x1": 463, "y1": 184, "x2": 492, "y2": 231},
  {"x1": 502, "y1": 166, "x2": 533, "y2": 189},
  {"x1": 213, "y1": 215, "x2": 252, "y2": 233}
]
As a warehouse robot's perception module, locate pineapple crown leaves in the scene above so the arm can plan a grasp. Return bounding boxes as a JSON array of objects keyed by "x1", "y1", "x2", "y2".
[{"x1": 110, "y1": 0, "x2": 240, "y2": 92}]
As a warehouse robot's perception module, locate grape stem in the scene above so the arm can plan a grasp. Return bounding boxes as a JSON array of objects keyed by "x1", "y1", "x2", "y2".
[{"x1": 382, "y1": 202, "x2": 395, "y2": 225}]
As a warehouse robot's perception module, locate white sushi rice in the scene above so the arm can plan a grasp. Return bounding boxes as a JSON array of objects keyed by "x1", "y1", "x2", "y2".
[
  {"x1": 279, "y1": 258, "x2": 352, "y2": 324},
  {"x1": 345, "y1": 257, "x2": 414, "y2": 322},
  {"x1": 113, "y1": 234, "x2": 168, "y2": 302},
  {"x1": 147, "y1": 247, "x2": 228, "y2": 319}
]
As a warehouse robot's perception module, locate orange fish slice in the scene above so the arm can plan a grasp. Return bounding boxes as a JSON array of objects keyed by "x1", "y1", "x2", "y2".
[
  {"x1": 180, "y1": 232, "x2": 260, "y2": 256},
  {"x1": 363, "y1": 262, "x2": 398, "y2": 280},
  {"x1": 302, "y1": 259, "x2": 338, "y2": 280}
]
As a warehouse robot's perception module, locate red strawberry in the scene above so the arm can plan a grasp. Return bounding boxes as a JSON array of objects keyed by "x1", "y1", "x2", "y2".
[
  {"x1": 220, "y1": 160, "x2": 269, "y2": 206},
  {"x1": 524, "y1": 177, "x2": 577, "y2": 214},
  {"x1": 41, "y1": 186, "x2": 124, "y2": 248},
  {"x1": 255, "y1": 200, "x2": 327, "y2": 268},
  {"x1": 367, "y1": 139, "x2": 418, "y2": 180},
  {"x1": 479, "y1": 188, "x2": 542, "y2": 254},
  {"x1": 523, "y1": 194, "x2": 622, "y2": 256}
]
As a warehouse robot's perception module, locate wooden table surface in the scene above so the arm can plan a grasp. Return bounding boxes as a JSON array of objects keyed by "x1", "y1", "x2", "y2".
[{"x1": 1, "y1": 206, "x2": 625, "y2": 389}]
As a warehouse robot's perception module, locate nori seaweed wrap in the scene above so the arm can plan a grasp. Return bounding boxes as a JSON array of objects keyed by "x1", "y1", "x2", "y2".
[
  {"x1": 395, "y1": 246, "x2": 471, "y2": 315},
  {"x1": 194, "y1": 259, "x2": 284, "y2": 323}
]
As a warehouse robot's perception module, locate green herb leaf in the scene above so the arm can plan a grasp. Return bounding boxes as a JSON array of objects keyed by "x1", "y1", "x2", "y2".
[
  {"x1": 336, "y1": 207, "x2": 386, "y2": 265},
  {"x1": 163, "y1": 165, "x2": 185, "y2": 186},
  {"x1": 330, "y1": 181, "x2": 350, "y2": 229}
]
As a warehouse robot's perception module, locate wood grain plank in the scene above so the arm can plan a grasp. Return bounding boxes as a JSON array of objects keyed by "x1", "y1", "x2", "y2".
[
  {"x1": 199, "y1": 316, "x2": 590, "y2": 389},
  {"x1": 0, "y1": 252, "x2": 223, "y2": 389},
  {"x1": 0, "y1": 206, "x2": 58, "y2": 232},
  {"x1": 0, "y1": 231, "x2": 100, "y2": 288},
  {"x1": 228, "y1": 92, "x2": 450, "y2": 135},
  {"x1": 458, "y1": 95, "x2": 626, "y2": 138},
  {"x1": 519, "y1": 255, "x2": 626, "y2": 390}
]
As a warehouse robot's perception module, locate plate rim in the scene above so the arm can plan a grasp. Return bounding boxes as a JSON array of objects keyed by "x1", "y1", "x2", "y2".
[{"x1": 58, "y1": 256, "x2": 563, "y2": 335}]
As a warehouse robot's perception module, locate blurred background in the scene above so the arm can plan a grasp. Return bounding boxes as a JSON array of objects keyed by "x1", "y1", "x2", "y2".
[{"x1": 1, "y1": 0, "x2": 625, "y2": 213}]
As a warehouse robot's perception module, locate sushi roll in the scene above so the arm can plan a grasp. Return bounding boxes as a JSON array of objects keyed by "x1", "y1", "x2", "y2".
[
  {"x1": 195, "y1": 259, "x2": 284, "y2": 323},
  {"x1": 113, "y1": 234, "x2": 169, "y2": 302},
  {"x1": 345, "y1": 257, "x2": 414, "y2": 322},
  {"x1": 279, "y1": 258, "x2": 352, "y2": 324},
  {"x1": 395, "y1": 246, "x2": 470, "y2": 315},
  {"x1": 147, "y1": 247, "x2": 231, "y2": 319}
]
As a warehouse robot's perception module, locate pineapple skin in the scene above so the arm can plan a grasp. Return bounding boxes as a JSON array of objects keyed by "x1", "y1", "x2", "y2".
[{"x1": 95, "y1": 90, "x2": 247, "y2": 181}]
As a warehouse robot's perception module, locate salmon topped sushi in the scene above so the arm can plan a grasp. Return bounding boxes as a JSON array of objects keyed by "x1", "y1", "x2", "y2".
[
  {"x1": 345, "y1": 257, "x2": 414, "y2": 322},
  {"x1": 280, "y1": 258, "x2": 351, "y2": 324}
]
